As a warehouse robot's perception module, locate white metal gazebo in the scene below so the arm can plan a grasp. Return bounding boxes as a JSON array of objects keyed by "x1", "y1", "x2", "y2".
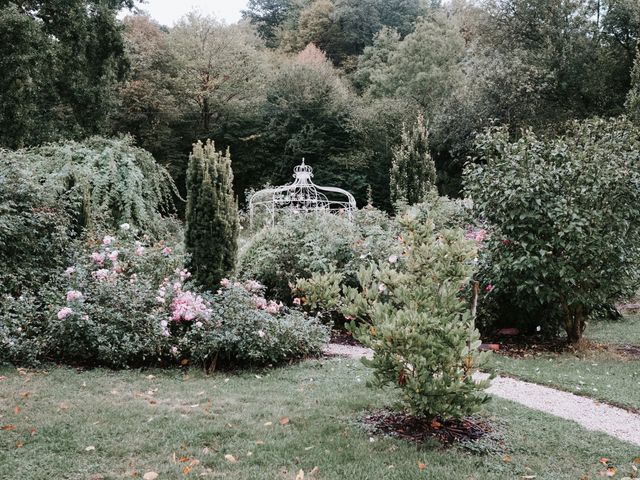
[{"x1": 248, "y1": 159, "x2": 357, "y2": 226}]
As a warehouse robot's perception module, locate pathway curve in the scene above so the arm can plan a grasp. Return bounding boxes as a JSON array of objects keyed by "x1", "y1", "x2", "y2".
[{"x1": 323, "y1": 343, "x2": 640, "y2": 447}]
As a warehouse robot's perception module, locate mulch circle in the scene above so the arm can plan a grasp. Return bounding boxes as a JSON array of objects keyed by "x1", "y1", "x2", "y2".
[{"x1": 362, "y1": 408, "x2": 491, "y2": 446}]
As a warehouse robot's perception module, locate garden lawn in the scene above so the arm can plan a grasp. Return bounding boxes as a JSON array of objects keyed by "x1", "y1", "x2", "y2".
[
  {"x1": 490, "y1": 315, "x2": 640, "y2": 411},
  {"x1": 1, "y1": 359, "x2": 639, "y2": 480},
  {"x1": 587, "y1": 314, "x2": 640, "y2": 346}
]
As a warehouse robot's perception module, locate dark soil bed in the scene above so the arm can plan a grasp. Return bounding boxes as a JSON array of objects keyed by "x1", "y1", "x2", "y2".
[
  {"x1": 330, "y1": 330, "x2": 362, "y2": 347},
  {"x1": 362, "y1": 408, "x2": 492, "y2": 446}
]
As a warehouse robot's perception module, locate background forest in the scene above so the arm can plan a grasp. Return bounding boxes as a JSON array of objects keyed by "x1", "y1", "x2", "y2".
[{"x1": 3, "y1": 0, "x2": 640, "y2": 211}]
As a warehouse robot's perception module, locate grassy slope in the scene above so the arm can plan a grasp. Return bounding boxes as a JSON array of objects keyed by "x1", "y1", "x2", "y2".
[
  {"x1": 1, "y1": 359, "x2": 639, "y2": 480},
  {"x1": 490, "y1": 315, "x2": 640, "y2": 410}
]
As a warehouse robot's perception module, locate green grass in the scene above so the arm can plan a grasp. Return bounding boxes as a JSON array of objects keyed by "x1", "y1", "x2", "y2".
[
  {"x1": 490, "y1": 353, "x2": 640, "y2": 410},
  {"x1": 489, "y1": 314, "x2": 640, "y2": 410},
  {"x1": 588, "y1": 313, "x2": 640, "y2": 346},
  {"x1": 1, "y1": 359, "x2": 639, "y2": 480}
]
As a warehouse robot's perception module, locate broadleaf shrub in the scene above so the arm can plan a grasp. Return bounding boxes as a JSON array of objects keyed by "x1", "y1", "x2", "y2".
[
  {"x1": 239, "y1": 209, "x2": 401, "y2": 304},
  {"x1": 465, "y1": 117, "x2": 640, "y2": 342},
  {"x1": 1, "y1": 227, "x2": 328, "y2": 368}
]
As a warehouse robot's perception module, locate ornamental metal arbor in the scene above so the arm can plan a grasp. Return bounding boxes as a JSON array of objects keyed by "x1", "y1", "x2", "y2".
[{"x1": 248, "y1": 159, "x2": 357, "y2": 226}]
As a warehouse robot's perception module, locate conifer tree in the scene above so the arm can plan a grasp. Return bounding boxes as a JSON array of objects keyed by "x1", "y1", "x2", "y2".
[
  {"x1": 390, "y1": 114, "x2": 436, "y2": 208},
  {"x1": 185, "y1": 140, "x2": 239, "y2": 289}
]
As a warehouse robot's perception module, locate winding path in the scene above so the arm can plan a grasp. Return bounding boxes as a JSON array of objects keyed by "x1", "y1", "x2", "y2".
[{"x1": 323, "y1": 343, "x2": 640, "y2": 447}]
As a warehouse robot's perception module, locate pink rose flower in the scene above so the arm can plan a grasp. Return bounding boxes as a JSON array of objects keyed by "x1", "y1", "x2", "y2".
[
  {"x1": 66, "y1": 290, "x2": 83, "y2": 302},
  {"x1": 102, "y1": 235, "x2": 115, "y2": 245},
  {"x1": 108, "y1": 250, "x2": 119, "y2": 262},
  {"x1": 292, "y1": 297, "x2": 302, "y2": 305},
  {"x1": 57, "y1": 307, "x2": 73, "y2": 320},
  {"x1": 91, "y1": 252, "x2": 105, "y2": 265}
]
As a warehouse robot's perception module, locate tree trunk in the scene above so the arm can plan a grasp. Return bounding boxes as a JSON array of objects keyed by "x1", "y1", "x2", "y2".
[{"x1": 562, "y1": 301, "x2": 586, "y2": 344}]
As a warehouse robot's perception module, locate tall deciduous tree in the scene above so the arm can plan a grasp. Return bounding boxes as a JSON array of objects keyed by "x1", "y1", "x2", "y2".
[
  {"x1": 390, "y1": 114, "x2": 436, "y2": 207},
  {"x1": 168, "y1": 13, "x2": 268, "y2": 135},
  {"x1": 185, "y1": 140, "x2": 238, "y2": 289}
]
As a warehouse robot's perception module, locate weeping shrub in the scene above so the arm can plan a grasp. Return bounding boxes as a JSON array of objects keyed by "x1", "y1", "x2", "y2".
[
  {"x1": 13, "y1": 136, "x2": 179, "y2": 236},
  {"x1": 0, "y1": 157, "x2": 74, "y2": 296}
]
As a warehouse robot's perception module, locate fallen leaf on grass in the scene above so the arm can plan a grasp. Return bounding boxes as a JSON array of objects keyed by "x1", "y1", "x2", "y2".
[
  {"x1": 142, "y1": 472, "x2": 158, "y2": 480},
  {"x1": 183, "y1": 459, "x2": 199, "y2": 474},
  {"x1": 279, "y1": 417, "x2": 290, "y2": 426},
  {"x1": 178, "y1": 456, "x2": 190, "y2": 463},
  {"x1": 14, "y1": 406, "x2": 21, "y2": 415},
  {"x1": 600, "y1": 458, "x2": 610, "y2": 465},
  {"x1": 417, "y1": 461, "x2": 427, "y2": 470},
  {"x1": 2, "y1": 425, "x2": 17, "y2": 431},
  {"x1": 264, "y1": 422, "x2": 273, "y2": 427},
  {"x1": 224, "y1": 454, "x2": 237, "y2": 463},
  {"x1": 309, "y1": 466, "x2": 319, "y2": 476},
  {"x1": 15, "y1": 441, "x2": 24, "y2": 448},
  {"x1": 633, "y1": 457, "x2": 640, "y2": 465},
  {"x1": 255, "y1": 440, "x2": 265, "y2": 445},
  {"x1": 521, "y1": 476, "x2": 536, "y2": 479},
  {"x1": 85, "y1": 446, "x2": 96, "y2": 451},
  {"x1": 503, "y1": 455, "x2": 512, "y2": 463}
]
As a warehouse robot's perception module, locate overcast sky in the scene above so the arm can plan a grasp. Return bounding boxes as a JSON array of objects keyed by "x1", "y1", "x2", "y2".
[{"x1": 132, "y1": 0, "x2": 249, "y2": 26}]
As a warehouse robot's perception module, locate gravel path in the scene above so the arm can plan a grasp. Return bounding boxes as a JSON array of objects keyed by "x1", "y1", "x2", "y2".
[{"x1": 323, "y1": 343, "x2": 640, "y2": 447}]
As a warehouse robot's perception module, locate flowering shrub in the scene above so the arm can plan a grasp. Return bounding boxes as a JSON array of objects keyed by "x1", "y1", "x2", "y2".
[
  {"x1": 1, "y1": 225, "x2": 328, "y2": 369},
  {"x1": 182, "y1": 283, "x2": 329, "y2": 370},
  {"x1": 47, "y1": 228, "x2": 187, "y2": 367}
]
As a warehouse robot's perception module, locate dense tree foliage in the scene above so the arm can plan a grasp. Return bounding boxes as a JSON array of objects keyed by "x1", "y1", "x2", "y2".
[
  {"x1": 3, "y1": 0, "x2": 640, "y2": 210},
  {"x1": 0, "y1": 0, "x2": 134, "y2": 148}
]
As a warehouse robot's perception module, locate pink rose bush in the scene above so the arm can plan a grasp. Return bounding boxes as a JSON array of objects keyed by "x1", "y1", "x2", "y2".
[{"x1": 46, "y1": 228, "x2": 327, "y2": 369}]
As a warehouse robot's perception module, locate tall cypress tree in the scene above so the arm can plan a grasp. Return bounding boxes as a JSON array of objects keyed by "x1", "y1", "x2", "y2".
[
  {"x1": 389, "y1": 114, "x2": 436, "y2": 208},
  {"x1": 185, "y1": 140, "x2": 239, "y2": 289}
]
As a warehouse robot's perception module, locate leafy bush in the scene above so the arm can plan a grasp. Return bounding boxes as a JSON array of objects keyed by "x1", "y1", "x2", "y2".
[
  {"x1": 10, "y1": 136, "x2": 179, "y2": 237},
  {"x1": 320, "y1": 214, "x2": 490, "y2": 419},
  {"x1": 0, "y1": 158, "x2": 75, "y2": 297},
  {"x1": 183, "y1": 283, "x2": 330, "y2": 369},
  {"x1": 465, "y1": 118, "x2": 640, "y2": 342},
  {"x1": 238, "y1": 213, "x2": 362, "y2": 300}
]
